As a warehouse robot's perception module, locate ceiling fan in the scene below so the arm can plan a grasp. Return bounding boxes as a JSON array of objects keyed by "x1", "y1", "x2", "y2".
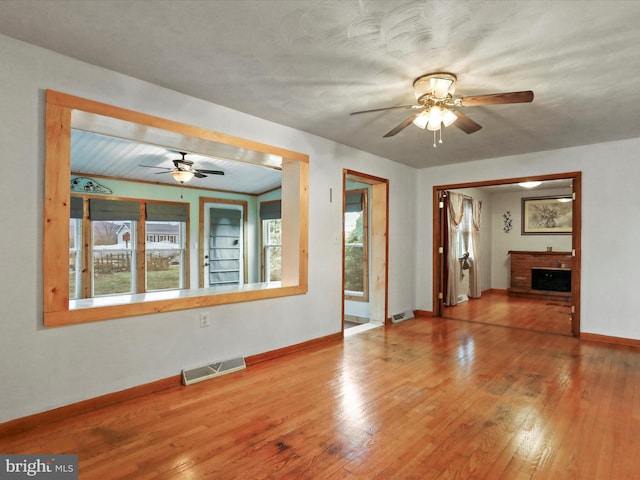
[
  {"x1": 140, "y1": 152, "x2": 224, "y2": 184},
  {"x1": 351, "y1": 72, "x2": 533, "y2": 145}
]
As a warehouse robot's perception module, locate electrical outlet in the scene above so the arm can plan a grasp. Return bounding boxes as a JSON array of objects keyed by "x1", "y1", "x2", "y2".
[{"x1": 199, "y1": 312, "x2": 211, "y2": 328}]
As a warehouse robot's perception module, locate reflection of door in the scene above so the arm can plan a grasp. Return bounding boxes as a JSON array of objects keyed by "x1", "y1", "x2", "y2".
[{"x1": 205, "y1": 207, "x2": 243, "y2": 287}]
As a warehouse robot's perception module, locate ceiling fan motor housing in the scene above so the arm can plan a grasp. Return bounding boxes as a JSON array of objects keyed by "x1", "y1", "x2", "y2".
[{"x1": 413, "y1": 72, "x2": 457, "y2": 103}]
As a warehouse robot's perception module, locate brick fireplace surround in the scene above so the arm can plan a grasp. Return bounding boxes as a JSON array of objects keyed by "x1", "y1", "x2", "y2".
[{"x1": 508, "y1": 250, "x2": 572, "y2": 301}]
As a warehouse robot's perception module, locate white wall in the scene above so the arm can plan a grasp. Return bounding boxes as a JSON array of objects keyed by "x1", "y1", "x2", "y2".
[
  {"x1": 0, "y1": 34, "x2": 417, "y2": 423},
  {"x1": 416, "y1": 138, "x2": 640, "y2": 341},
  {"x1": 490, "y1": 187, "x2": 572, "y2": 289}
]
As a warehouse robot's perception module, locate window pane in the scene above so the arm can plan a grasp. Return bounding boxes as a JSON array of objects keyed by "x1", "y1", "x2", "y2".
[
  {"x1": 69, "y1": 218, "x2": 81, "y2": 300},
  {"x1": 265, "y1": 246, "x2": 281, "y2": 282},
  {"x1": 263, "y1": 219, "x2": 281, "y2": 282},
  {"x1": 92, "y1": 221, "x2": 134, "y2": 296},
  {"x1": 344, "y1": 210, "x2": 365, "y2": 294},
  {"x1": 146, "y1": 221, "x2": 184, "y2": 291}
]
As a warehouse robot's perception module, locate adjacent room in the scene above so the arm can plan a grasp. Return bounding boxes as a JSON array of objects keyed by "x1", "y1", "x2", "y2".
[{"x1": 1, "y1": 1, "x2": 640, "y2": 478}]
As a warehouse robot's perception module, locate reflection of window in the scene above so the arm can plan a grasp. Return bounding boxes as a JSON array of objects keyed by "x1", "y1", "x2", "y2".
[
  {"x1": 70, "y1": 196, "x2": 188, "y2": 298},
  {"x1": 260, "y1": 201, "x2": 281, "y2": 282},
  {"x1": 344, "y1": 189, "x2": 368, "y2": 301}
]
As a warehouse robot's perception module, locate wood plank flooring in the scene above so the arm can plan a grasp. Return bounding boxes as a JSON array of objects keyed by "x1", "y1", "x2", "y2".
[
  {"x1": 442, "y1": 292, "x2": 572, "y2": 336},
  {"x1": 1, "y1": 317, "x2": 639, "y2": 479}
]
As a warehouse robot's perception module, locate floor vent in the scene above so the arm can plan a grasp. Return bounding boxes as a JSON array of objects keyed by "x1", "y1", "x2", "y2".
[
  {"x1": 391, "y1": 310, "x2": 415, "y2": 323},
  {"x1": 182, "y1": 357, "x2": 246, "y2": 385}
]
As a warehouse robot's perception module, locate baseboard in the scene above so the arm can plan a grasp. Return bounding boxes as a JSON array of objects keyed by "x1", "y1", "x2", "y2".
[
  {"x1": 245, "y1": 332, "x2": 343, "y2": 366},
  {"x1": 484, "y1": 288, "x2": 508, "y2": 295},
  {"x1": 414, "y1": 310, "x2": 433, "y2": 318},
  {"x1": 0, "y1": 375, "x2": 181, "y2": 438},
  {"x1": 580, "y1": 332, "x2": 640, "y2": 349}
]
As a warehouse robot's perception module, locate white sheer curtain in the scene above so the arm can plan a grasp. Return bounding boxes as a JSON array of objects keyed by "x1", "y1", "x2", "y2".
[
  {"x1": 469, "y1": 197, "x2": 482, "y2": 298},
  {"x1": 445, "y1": 191, "x2": 465, "y2": 306}
]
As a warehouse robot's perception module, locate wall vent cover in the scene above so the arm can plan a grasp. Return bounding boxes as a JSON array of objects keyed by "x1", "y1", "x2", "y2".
[{"x1": 182, "y1": 357, "x2": 246, "y2": 385}]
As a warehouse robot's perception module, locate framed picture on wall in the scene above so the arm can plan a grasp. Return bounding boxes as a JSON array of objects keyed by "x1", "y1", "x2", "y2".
[{"x1": 521, "y1": 195, "x2": 572, "y2": 234}]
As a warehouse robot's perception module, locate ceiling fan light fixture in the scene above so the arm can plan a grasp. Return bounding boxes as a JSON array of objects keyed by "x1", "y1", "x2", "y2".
[
  {"x1": 171, "y1": 169, "x2": 195, "y2": 184},
  {"x1": 518, "y1": 181, "x2": 542, "y2": 189}
]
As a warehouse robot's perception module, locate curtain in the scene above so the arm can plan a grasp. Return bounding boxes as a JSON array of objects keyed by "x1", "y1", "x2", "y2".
[
  {"x1": 469, "y1": 197, "x2": 482, "y2": 298},
  {"x1": 445, "y1": 191, "x2": 465, "y2": 306}
]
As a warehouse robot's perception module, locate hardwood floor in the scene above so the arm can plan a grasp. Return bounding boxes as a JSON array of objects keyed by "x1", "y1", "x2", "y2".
[
  {"x1": 442, "y1": 292, "x2": 572, "y2": 336},
  {"x1": 2, "y1": 317, "x2": 639, "y2": 479}
]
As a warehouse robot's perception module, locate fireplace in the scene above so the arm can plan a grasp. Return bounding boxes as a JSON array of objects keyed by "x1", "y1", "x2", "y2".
[{"x1": 531, "y1": 268, "x2": 571, "y2": 293}]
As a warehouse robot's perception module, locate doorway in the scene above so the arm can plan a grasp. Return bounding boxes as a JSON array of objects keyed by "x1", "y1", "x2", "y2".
[
  {"x1": 343, "y1": 170, "x2": 389, "y2": 334},
  {"x1": 433, "y1": 172, "x2": 581, "y2": 337}
]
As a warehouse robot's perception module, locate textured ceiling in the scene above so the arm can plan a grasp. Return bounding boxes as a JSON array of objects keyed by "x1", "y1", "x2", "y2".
[{"x1": 1, "y1": 0, "x2": 640, "y2": 168}]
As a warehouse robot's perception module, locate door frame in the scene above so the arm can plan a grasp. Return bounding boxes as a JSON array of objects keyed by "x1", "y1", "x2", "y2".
[
  {"x1": 342, "y1": 169, "x2": 389, "y2": 329},
  {"x1": 432, "y1": 171, "x2": 582, "y2": 337}
]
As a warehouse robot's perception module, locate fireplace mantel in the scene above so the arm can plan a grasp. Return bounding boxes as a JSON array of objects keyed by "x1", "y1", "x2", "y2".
[{"x1": 508, "y1": 250, "x2": 572, "y2": 301}]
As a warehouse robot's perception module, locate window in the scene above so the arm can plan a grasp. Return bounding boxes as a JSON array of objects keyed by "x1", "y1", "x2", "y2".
[
  {"x1": 260, "y1": 200, "x2": 281, "y2": 282},
  {"x1": 457, "y1": 198, "x2": 474, "y2": 260},
  {"x1": 92, "y1": 220, "x2": 136, "y2": 296},
  {"x1": 344, "y1": 189, "x2": 368, "y2": 301},
  {"x1": 70, "y1": 196, "x2": 189, "y2": 299},
  {"x1": 69, "y1": 217, "x2": 82, "y2": 300},
  {"x1": 146, "y1": 221, "x2": 186, "y2": 291}
]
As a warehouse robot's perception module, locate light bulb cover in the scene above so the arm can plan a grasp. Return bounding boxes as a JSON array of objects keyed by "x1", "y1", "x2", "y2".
[
  {"x1": 171, "y1": 170, "x2": 195, "y2": 184},
  {"x1": 426, "y1": 106, "x2": 443, "y2": 131},
  {"x1": 412, "y1": 111, "x2": 429, "y2": 129},
  {"x1": 413, "y1": 73, "x2": 457, "y2": 101},
  {"x1": 442, "y1": 108, "x2": 458, "y2": 127}
]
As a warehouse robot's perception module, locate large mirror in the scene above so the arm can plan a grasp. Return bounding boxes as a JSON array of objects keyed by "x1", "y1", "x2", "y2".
[{"x1": 44, "y1": 90, "x2": 308, "y2": 326}]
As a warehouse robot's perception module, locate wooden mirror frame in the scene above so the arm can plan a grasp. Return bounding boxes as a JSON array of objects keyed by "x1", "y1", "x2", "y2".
[{"x1": 44, "y1": 90, "x2": 308, "y2": 327}]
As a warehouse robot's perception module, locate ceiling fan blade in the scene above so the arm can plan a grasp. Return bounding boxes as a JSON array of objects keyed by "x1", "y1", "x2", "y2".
[
  {"x1": 139, "y1": 164, "x2": 172, "y2": 171},
  {"x1": 458, "y1": 90, "x2": 534, "y2": 107},
  {"x1": 383, "y1": 114, "x2": 419, "y2": 138},
  {"x1": 351, "y1": 104, "x2": 419, "y2": 115},
  {"x1": 193, "y1": 172, "x2": 207, "y2": 178},
  {"x1": 452, "y1": 111, "x2": 483, "y2": 134},
  {"x1": 196, "y1": 169, "x2": 225, "y2": 175}
]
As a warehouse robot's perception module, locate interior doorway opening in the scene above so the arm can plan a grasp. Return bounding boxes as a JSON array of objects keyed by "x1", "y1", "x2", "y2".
[
  {"x1": 342, "y1": 170, "x2": 389, "y2": 335},
  {"x1": 433, "y1": 172, "x2": 581, "y2": 337}
]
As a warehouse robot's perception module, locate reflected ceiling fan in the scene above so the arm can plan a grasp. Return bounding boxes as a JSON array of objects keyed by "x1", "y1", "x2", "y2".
[
  {"x1": 351, "y1": 72, "x2": 533, "y2": 146},
  {"x1": 140, "y1": 152, "x2": 224, "y2": 184}
]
